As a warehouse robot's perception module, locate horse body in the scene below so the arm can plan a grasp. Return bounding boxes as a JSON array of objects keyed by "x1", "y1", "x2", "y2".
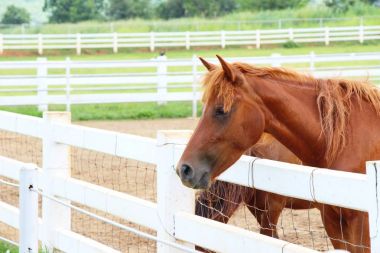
[
  {"x1": 178, "y1": 56, "x2": 380, "y2": 252},
  {"x1": 247, "y1": 72, "x2": 377, "y2": 251}
]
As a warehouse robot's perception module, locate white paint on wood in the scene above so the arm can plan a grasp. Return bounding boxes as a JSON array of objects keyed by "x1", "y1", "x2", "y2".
[
  {"x1": 156, "y1": 131, "x2": 195, "y2": 253},
  {"x1": 41, "y1": 112, "x2": 71, "y2": 251},
  {"x1": 19, "y1": 164, "x2": 39, "y2": 253},
  {"x1": 174, "y1": 212, "x2": 318, "y2": 253}
]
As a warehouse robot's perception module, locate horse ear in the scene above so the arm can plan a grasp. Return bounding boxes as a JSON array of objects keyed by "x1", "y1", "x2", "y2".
[
  {"x1": 199, "y1": 57, "x2": 216, "y2": 71},
  {"x1": 216, "y1": 55, "x2": 236, "y2": 82}
]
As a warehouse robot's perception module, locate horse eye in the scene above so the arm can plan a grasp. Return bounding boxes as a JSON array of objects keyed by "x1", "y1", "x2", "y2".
[{"x1": 215, "y1": 106, "x2": 227, "y2": 117}]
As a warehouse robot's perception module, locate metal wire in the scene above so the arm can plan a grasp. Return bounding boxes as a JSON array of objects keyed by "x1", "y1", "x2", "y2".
[
  {"x1": 0, "y1": 178, "x2": 19, "y2": 188},
  {"x1": 30, "y1": 187, "x2": 201, "y2": 253}
]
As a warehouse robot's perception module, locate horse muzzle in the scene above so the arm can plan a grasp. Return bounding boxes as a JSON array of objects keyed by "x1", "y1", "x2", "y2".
[{"x1": 176, "y1": 163, "x2": 211, "y2": 189}]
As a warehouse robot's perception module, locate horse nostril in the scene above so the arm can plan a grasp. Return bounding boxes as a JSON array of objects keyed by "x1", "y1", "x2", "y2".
[{"x1": 180, "y1": 164, "x2": 194, "y2": 179}]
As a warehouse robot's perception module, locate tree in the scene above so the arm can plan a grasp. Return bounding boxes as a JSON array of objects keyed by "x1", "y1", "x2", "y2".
[
  {"x1": 1, "y1": 5, "x2": 31, "y2": 24},
  {"x1": 43, "y1": 0, "x2": 105, "y2": 23},
  {"x1": 108, "y1": 0, "x2": 153, "y2": 20},
  {"x1": 156, "y1": 0, "x2": 185, "y2": 19},
  {"x1": 157, "y1": 0, "x2": 236, "y2": 19},
  {"x1": 324, "y1": 0, "x2": 355, "y2": 13},
  {"x1": 236, "y1": 0, "x2": 306, "y2": 10},
  {"x1": 183, "y1": 0, "x2": 236, "y2": 17}
]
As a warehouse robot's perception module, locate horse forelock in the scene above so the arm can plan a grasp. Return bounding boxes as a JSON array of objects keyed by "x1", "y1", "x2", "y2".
[
  {"x1": 201, "y1": 62, "x2": 380, "y2": 165},
  {"x1": 202, "y1": 68, "x2": 237, "y2": 112}
]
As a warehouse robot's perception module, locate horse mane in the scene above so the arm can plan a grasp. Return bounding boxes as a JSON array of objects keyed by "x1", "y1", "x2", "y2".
[{"x1": 202, "y1": 63, "x2": 380, "y2": 165}]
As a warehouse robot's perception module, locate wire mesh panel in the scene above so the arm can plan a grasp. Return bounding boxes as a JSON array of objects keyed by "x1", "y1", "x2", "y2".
[
  {"x1": 0, "y1": 122, "x2": 371, "y2": 253},
  {"x1": 195, "y1": 178, "x2": 370, "y2": 252},
  {"x1": 0, "y1": 130, "x2": 42, "y2": 245},
  {"x1": 71, "y1": 147, "x2": 157, "y2": 252}
]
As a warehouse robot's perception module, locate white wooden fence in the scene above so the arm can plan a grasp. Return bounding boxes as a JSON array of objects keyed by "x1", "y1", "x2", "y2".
[
  {"x1": 1, "y1": 52, "x2": 380, "y2": 117},
  {"x1": 0, "y1": 26, "x2": 379, "y2": 54},
  {"x1": 0, "y1": 110, "x2": 379, "y2": 252}
]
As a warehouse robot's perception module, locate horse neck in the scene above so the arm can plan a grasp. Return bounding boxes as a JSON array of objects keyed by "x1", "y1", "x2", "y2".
[{"x1": 249, "y1": 76, "x2": 326, "y2": 166}]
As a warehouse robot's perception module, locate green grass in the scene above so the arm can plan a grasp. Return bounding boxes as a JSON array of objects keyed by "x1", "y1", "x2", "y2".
[
  {"x1": 1, "y1": 41, "x2": 380, "y2": 61},
  {"x1": 0, "y1": 102, "x2": 203, "y2": 121},
  {"x1": 0, "y1": 240, "x2": 18, "y2": 253}
]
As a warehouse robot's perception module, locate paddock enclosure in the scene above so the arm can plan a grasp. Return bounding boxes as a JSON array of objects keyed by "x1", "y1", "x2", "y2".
[
  {"x1": 0, "y1": 111, "x2": 379, "y2": 253},
  {"x1": 1, "y1": 29, "x2": 380, "y2": 252}
]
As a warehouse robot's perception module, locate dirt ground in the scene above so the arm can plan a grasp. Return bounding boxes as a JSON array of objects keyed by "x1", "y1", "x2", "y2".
[{"x1": 0, "y1": 118, "x2": 340, "y2": 252}]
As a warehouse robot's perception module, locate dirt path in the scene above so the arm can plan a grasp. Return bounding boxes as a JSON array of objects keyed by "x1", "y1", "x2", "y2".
[{"x1": 76, "y1": 118, "x2": 199, "y2": 138}]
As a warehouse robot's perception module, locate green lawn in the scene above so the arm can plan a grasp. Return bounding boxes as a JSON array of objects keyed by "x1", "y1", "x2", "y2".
[
  {"x1": 0, "y1": 102, "x2": 204, "y2": 121},
  {"x1": 0, "y1": 240, "x2": 18, "y2": 253},
  {"x1": 1, "y1": 41, "x2": 379, "y2": 61}
]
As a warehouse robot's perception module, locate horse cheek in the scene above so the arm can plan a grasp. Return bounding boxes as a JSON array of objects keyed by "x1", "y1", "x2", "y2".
[{"x1": 243, "y1": 110, "x2": 265, "y2": 147}]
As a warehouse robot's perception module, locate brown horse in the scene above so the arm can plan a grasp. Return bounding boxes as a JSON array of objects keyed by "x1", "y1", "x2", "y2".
[
  {"x1": 196, "y1": 133, "x2": 311, "y2": 240},
  {"x1": 178, "y1": 56, "x2": 380, "y2": 252}
]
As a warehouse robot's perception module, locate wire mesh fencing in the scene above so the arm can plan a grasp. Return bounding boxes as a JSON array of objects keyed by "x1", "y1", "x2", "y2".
[{"x1": 0, "y1": 127, "x2": 370, "y2": 252}]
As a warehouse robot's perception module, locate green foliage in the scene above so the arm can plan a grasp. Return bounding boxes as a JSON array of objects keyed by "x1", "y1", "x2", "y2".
[
  {"x1": 324, "y1": 0, "x2": 355, "y2": 13},
  {"x1": 283, "y1": 40, "x2": 300, "y2": 48},
  {"x1": 1, "y1": 5, "x2": 31, "y2": 24},
  {"x1": 157, "y1": 0, "x2": 236, "y2": 19},
  {"x1": 44, "y1": 0, "x2": 105, "y2": 23},
  {"x1": 236, "y1": 0, "x2": 307, "y2": 10},
  {"x1": 108, "y1": 0, "x2": 153, "y2": 20},
  {"x1": 156, "y1": 0, "x2": 185, "y2": 19}
]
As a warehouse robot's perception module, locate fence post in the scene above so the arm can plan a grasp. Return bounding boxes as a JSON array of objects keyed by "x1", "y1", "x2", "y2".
[
  {"x1": 324, "y1": 27, "x2": 330, "y2": 46},
  {"x1": 41, "y1": 112, "x2": 71, "y2": 251},
  {"x1": 157, "y1": 55, "x2": 167, "y2": 105},
  {"x1": 150, "y1": 32, "x2": 155, "y2": 52},
  {"x1": 221, "y1": 30, "x2": 226, "y2": 49},
  {"x1": 256, "y1": 30, "x2": 260, "y2": 49},
  {"x1": 192, "y1": 55, "x2": 198, "y2": 118},
  {"x1": 288, "y1": 28, "x2": 294, "y2": 41},
  {"x1": 19, "y1": 164, "x2": 38, "y2": 253},
  {"x1": 0, "y1": 34, "x2": 3, "y2": 54},
  {"x1": 76, "y1": 33, "x2": 81, "y2": 55},
  {"x1": 65, "y1": 57, "x2": 71, "y2": 112},
  {"x1": 113, "y1": 32, "x2": 118, "y2": 53},
  {"x1": 271, "y1": 53, "x2": 281, "y2": 67},
  {"x1": 359, "y1": 25, "x2": 364, "y2": 44},
  {"x1": 185, "y1": 31, "x2": 190, "y2": 50},
  {"x1": 38, "y1": 33, "x2": 43, "y2": 55},
  {"x1": 367, "y1": 161, "x2": 380, "y2": 253},
  {"x1": 37, "y1": 57, "x2": 48, "y2": 112},
  {"x1": 309, "y1": 51, "x2": 315, "y2": 72},
  {"x1": 156, "y1": 130, "x2": 195, "y2": 253}
]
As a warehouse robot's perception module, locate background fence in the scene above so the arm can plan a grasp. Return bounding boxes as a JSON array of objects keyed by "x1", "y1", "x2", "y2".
[
  {"x1": 1, "y1": 52, "x2": 380, "y2": 117},
  {"x1": 0, "y1": 110, "x2": 379, "y2": 252},
  {"x1": 0, "y1": 25, "x2": 379, "y2": 54}
]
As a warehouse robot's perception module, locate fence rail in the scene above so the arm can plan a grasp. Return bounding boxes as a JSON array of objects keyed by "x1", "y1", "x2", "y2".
[
  {"x1": 0, "y1": 110, "x2": 378, "y2": 252},
  {"x1": 0, "y1": 25, "x2": 379, "y2": 54},
  {"x1": 1, "y1": 52, "x2": 380, "y2": 117}
]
